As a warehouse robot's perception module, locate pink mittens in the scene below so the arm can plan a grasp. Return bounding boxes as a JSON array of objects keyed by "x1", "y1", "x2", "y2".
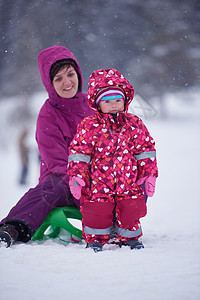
[
  {"x1": 145, "y1": 175, "x2": 156, "y2": 197},
  {"x1": 137, "y1": 175, "x2": 156, "y2": 197},
  {"x1": 69, "y1": 177, "x2": 85, "y2": 199}
]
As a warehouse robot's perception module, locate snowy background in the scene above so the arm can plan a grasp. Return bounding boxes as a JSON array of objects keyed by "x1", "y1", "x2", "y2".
[
  {"x1": 0, "y1": 0, "x2": 200, "y2": 299},
  {"x1": 0, "y1": 90, "x2": 200, "y2": 300},
  {"x1": 1, "y1": 0, "x2": 200, "y2": 100}
]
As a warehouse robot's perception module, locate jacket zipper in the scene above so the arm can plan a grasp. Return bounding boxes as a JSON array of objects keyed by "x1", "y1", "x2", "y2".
[
  {"x1": 114, "y1": 181, "x2": 116, "y2": 190},
  {"x1": 108, "y1": 115, "x2": 113, "y2": 134},
  {"x1": 88, "y1": 165, "x2": 92, "y2": 190}
]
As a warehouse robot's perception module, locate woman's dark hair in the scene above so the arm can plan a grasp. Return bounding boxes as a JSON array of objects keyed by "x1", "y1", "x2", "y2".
[{"x1": 50, "y1": 59, "x2": 80, "y2": 89}]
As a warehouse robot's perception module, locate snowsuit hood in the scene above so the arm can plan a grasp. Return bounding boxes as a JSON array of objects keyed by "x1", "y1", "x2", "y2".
[
  {"x1": 87, "y1": 68, "x2": 134, "y2": 112},
  {"x1": 38, "y1": 45, "x2": 83, "y2": 105}
]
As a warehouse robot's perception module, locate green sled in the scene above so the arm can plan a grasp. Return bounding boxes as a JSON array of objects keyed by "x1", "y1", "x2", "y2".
[{"x1": 31, "y1": 206, "x2": 83, "y2": 241}]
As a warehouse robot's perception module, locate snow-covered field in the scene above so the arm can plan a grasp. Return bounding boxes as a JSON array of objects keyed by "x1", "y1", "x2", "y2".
[{"x1": 0, "y1": 91, "x2": 200, "y2": 300}]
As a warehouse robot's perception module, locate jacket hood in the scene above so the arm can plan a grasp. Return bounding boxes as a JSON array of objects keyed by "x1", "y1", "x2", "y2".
[
  {"x1": 38, "y1": 45, "x2": 83, "y2": 103},
  {"x1": 87, "y1": 68, "x2": 134, "y2": 112}
]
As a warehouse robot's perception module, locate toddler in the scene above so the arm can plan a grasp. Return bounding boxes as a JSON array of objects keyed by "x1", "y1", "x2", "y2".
[{"x1": 68, "y1": 68, "x2": 158, "y2": 252}]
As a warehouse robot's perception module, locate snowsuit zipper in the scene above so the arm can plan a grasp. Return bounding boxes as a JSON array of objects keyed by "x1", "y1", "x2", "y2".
[
  {"x1": 114, "y1": 182, "x2": 116, "y2": 190},
  {"x1": 88, "y1": 165, "x2": 92, "y2": 190}
]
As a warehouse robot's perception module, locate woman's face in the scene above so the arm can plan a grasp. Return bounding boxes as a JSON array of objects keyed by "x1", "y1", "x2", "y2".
[{"x1": 52, "y1": 65, "x2": 79, "y2": 98}]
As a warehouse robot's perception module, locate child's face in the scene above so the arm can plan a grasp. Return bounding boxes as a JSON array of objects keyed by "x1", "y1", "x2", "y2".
[
  {"x1": 52, "y1": 66, "x2": 79, "y2": 98},
  {"x1": 98, "y1": 98, "x2": 124, "y2": 114}
]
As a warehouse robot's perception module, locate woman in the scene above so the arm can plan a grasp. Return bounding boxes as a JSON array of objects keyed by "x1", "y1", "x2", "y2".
[{"x1": 0, "y1": 45, "x2": 94, "y2": 247}]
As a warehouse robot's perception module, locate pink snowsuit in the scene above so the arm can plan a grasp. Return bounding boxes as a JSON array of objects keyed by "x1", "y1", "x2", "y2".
[{"x1": 68, "y1": 69, "x2": 158, "y2": 244}]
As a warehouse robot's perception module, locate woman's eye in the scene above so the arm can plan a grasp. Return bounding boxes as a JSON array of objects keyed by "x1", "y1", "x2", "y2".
[
  {"x1": 55, "y1": 77, "x2": 62, "y2": 82},
  {"x1": 68, "y1": 72, "x2": 75, "y2": 77}
]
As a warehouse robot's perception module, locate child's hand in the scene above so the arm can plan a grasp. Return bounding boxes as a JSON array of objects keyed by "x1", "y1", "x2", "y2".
[
  {"x1": 145, "y1": 175, "x2": 156, "y2": 197},
  {"x1": 69, "y1": 177, "x2": 85, "y2": 199},
  {"x1": 137, "y1": 175, "x2": 156, "y2": 197}
]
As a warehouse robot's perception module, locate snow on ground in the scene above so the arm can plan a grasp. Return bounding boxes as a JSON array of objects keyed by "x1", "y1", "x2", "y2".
[{"x1": 0, "y1": 92, "x2": 200, "y2": 300}]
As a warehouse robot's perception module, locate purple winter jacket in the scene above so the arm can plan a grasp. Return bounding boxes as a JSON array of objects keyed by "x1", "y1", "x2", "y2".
[{"x1": 36, "y1": 45, "x2": 94, "y2": 184}]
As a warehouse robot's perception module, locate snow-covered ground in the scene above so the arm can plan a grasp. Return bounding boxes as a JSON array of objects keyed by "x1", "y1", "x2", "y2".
[{"x1": 0, "y1": 91, "x2": 200, "y2": 300}]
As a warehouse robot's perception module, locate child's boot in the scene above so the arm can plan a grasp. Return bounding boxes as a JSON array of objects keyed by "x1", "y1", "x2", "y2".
[
  {"x1": 120, "y1": 239, "x2": 144, "y2": 250},
  {"x1": 86, "y1": 242, "x2": 103, "y2": 252},
  {"x1": 0, "y1": 224, "x2": 19, "y2": 248}
]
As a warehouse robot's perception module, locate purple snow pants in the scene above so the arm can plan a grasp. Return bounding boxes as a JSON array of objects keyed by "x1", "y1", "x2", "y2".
[{"x1": 0, "y1": 175, "x2": 76, "y2": 231}]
